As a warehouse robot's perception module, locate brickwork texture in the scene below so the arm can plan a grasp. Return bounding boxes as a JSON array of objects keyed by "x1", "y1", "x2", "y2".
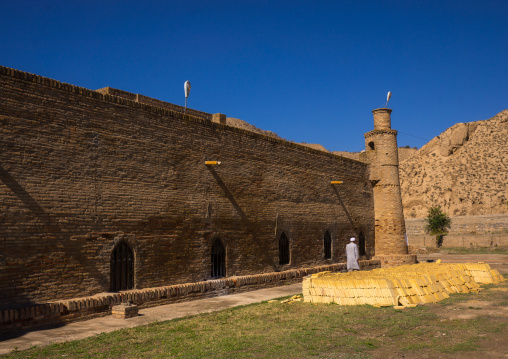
[
  {"x1": 364, "y1": 109, "x2": 409, "y2": 257},
  {"x1": 0, "y1": 65, "x2": 376, "y2": 309}
]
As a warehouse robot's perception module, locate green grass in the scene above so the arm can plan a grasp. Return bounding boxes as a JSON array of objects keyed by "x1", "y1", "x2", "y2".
[{"x1": 3, "y1": 280, "x2": 508, "y2": 358}]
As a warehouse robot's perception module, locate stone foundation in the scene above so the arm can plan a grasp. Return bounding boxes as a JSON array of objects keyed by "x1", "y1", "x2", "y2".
[{"x1": 372, "y1": 254, "x2": 417, "y2": 268}]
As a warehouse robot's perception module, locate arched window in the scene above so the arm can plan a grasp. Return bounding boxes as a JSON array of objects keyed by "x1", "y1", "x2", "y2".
[
  {"x1": 211, "y1": 238, "x2": 226, "y2": 278},
  {"x1": 110, "y1": 241, "x2": 134, "y2": 292},
  {"x1": 358, "y1": 232, "x2": 366, "y2": 256},
  {"x1": 368, "y1": 141, "x2": 375, "y2": 150},
  {"x1": 279, "y1": 232, "x2": 290, "y2": 265},
  {"x1": 324, "y1": 231, "x2": 332, "y2": 259}
]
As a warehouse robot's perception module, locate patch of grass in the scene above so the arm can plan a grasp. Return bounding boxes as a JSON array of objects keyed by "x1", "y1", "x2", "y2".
[
  {"x1": 436, "y1": 292, "x2": 472, "y2": 306},
  {"x1": 437, "y1": 336, "x2": 481, "y2": 353},
  {"x1": 341, "y1": 354, "x2": 373, "y2": 359},
  {"x1": 402, "y1": 341, "x2": 434, "y2": 350}
]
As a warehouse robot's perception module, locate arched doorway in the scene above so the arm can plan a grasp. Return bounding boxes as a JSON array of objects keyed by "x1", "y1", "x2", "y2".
[
  {"x1": 324, "y1": 231, "x2": 332, "y2": 259},
  {"x1": 358, "y1": 232, "x2": 366, "y2": 256},
  {"x1": 110, "y1": 241, "x2": 134, "y2": 292},
  {"x1": 279, "y1": 232, "x2": 290, "y2": 265},
  {"x1": 211, "y1": 238, "x2": 226, "y2": 278}
]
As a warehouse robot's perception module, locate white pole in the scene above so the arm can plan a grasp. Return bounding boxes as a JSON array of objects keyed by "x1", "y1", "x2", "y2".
[{"x1": 184, "y1": 81, "x2": 191, "y2": 113}]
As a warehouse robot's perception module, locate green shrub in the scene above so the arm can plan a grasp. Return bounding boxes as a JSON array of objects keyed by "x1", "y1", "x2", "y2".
[{"x1": 425, "y1": 206, "x2": 451, "y2": 247}]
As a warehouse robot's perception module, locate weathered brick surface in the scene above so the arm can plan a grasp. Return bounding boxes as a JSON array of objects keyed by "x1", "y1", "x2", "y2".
[
  {"x1": 0, "y1": 65, "x2": 375, "y2": 309},
  {"x1": 112, "y1": 303, "x2": 138, "y2": 319},
  {"x1": 363, "y1": 109, "x2": 413, "y2": 266}
]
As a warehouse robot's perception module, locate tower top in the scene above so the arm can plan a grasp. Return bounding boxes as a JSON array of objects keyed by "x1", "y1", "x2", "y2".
[{"x1": 372, "y1": 108, "x2": 392, "y2": 130}]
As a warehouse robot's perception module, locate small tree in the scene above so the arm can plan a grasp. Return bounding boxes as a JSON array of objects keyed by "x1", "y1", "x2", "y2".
[{"x1": 425, "y1": 206, "x2": 451, "y2": 247}]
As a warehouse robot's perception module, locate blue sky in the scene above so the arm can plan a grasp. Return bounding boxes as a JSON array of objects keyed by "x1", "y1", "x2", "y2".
[{"x1": 1, "y1": 0, "x2": 507, "y2": 152}]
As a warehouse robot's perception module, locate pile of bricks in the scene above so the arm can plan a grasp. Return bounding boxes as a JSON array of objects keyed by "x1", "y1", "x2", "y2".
[
  {"x1": 455, "y1": 262, "x2": 505, "y2": 284},
  {"x1": 303, "y1": 261, "x2": 505, "y2": 308},
  {"x1": 111, "y1": 302, "x2": 138, "y2": 319}
]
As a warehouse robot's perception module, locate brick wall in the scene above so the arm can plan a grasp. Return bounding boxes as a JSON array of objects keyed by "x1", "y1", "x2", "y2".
[
  {"x1": 406, "y1": 214, "x2": 508, "y2": 248},
  {"x1": 0, "y1": 65, "x2": 375, "y2": 309}
]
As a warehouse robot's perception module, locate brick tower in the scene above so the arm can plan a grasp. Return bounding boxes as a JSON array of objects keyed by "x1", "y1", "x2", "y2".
[{"x1": 364, "y1": 108, "x2": 417, "y2": 267}]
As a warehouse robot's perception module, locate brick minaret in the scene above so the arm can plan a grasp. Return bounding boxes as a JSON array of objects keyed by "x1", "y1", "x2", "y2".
[{"x1": 364, "y1": 108, "x2": 417, "y2": 267}]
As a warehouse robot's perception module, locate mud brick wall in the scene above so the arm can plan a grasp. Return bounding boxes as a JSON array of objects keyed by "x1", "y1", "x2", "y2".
[
  {"x1": 0, "y1": 65, "x2": 375, "y2": 309},
  {"x1": 406, "y1": 214, "x2": 508, "y2": 248}
]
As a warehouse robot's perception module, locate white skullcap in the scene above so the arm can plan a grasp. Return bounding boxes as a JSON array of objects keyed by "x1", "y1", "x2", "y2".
[{"x1": 350, "y1": 237, "x2": 356, "y2": 242}]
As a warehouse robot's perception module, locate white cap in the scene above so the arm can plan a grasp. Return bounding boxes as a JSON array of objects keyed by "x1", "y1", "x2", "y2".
[{"x1": 350, "y1": 237, "x2": 356, "y2": 242}]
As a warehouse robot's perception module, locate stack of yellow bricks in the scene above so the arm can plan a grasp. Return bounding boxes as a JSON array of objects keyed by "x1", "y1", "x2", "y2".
[
  {"x1": 302, "y1": 262, "x2": 505, "y2": 308},
  {"x1": 455, "y1": 262, "x2": 505, "y2": 284}
]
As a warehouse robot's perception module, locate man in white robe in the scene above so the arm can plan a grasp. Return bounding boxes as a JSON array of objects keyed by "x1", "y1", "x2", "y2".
[{"x1": 346, "y1": 237, "x2": 360, "y2": 271}]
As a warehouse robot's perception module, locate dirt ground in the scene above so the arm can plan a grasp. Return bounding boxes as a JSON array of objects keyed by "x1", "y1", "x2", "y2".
[
  {"x1": 371, "y1": 298, "x2": 508, "y2": 359},
  {"x1": 367, "y1": 254, "x2": 508, "y2": 359}
]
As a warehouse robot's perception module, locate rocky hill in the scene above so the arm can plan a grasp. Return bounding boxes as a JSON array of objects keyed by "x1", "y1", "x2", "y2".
[
  {"x1": 400, "y1": 110, "x2": 508, "y2": 218},
  {"x1": 333, "y1": 147, "x2": 418, "y2": 162},
  {"x1": 226, "y1": 111, "x2": 508, "y2": 220},
  {"x1": 226, "y1": 117, "x2": 281, "y2": 139}
]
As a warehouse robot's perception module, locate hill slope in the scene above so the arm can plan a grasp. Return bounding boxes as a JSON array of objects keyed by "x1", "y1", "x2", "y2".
[
  {"x1": 226, "y1": 117, "x2": 281, "y2": 139},
  {"x1": 400, "y1": 110, "x2": 508, "y2": 218}
]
